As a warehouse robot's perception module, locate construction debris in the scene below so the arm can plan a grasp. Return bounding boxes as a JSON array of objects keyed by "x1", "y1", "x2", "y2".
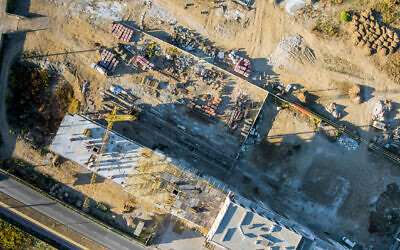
[
  {"x1": 325, "y1": 102, "x2": 341, "y2": 119},
  {"x1": 163, "y1": 54, "x2": 193, "y2": 78},
  {"x1": 372, "y1": 100, "x2": 391, "y2": 121},
  {"x1": 195, "y1": 66, "x2": 225, "y2": 86},
  {"x1": 110, "y1": 22, "x2": 134, "y2": 42},
  {"x1": 226, "y1": 92, "x2": 249, "y2": 132},
  {"x1": 171, "y1": 26, "x2": 200, "y2": 51},
  {"x1": 369, "y1": 183, "x2": 400, "y2": 234},
  {"x1": 337, "y1": 135, "x2": 359, "y2": 151},
  {"x1": 202, "y1": 45, "x2": 219, "y2": 59},
  {"x1": 394, "y1": 127, "x2": 400, "y2": 139}
]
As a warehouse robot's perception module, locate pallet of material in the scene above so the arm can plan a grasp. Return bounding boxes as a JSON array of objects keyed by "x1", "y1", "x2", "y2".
[
  {"x1": 132, "y1": 55, "x2": 155, "y2": 70},
  {"x1": 98, "y1": 49, "x2": 120, "y2": 73},
  {"x1": 110, "y1": 22, "x2": 133, "y2": 42}
]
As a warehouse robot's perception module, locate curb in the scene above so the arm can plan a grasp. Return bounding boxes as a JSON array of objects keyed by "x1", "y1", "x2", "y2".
[{"x1": 0, "y1": 200, "x2": 88, "y2": 250}]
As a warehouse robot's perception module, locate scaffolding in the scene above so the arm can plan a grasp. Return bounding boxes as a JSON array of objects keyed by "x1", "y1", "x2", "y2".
[{"x1": 124, "y1": 148, "x2": 188, "y2": 211}]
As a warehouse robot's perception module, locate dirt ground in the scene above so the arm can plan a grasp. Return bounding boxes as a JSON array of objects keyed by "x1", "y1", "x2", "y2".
[
  {"x1": 236, "y1": 101, "x2": 400, "y2": 248},
  {"x1": 11, "y1": 139, "x2": 160, "y2": 232},
  {"x1": 5, "y1": 0, "x2": 400, "y2": 248}
]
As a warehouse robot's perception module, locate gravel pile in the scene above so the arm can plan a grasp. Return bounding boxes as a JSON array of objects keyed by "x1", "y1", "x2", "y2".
[{"x1": 270, "y1": 35, "x2": 315, "y2": 69}]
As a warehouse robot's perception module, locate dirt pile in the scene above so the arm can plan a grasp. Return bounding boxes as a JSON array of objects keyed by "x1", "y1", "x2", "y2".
[{"x1": 349, "y1": 8, "x2": 399, "y2": 56}]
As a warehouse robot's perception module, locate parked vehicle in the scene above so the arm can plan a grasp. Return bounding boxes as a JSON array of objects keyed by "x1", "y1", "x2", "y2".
[
  {"x1": 372, "y1": 121, "x2": 387, "y2": 131},
  {"x1": 342, "y1": 236, "x2": 356, "y2": 248}
]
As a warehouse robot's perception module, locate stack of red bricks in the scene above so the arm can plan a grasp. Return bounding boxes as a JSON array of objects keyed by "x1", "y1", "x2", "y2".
[
  {"x1": 234, "y1": 58, "x2": 251, "y2": 78},
  {"x1": 110, "y1": 22, "x2": 134, "y2": 42},
  {"x1": 99, "y1": 49, "x2": 119, "y2": 73},
  {"x1": 132, "y1": 55, "x2": 155, "y2": 71}
]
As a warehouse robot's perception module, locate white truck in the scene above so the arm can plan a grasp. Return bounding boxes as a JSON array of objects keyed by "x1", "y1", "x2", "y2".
[
  {"x1": 342, "y1": 236, "x2": 356, "y2": 249},
  {"x1": 372, "y1": 121, "x2": 387, "y2": 131}
]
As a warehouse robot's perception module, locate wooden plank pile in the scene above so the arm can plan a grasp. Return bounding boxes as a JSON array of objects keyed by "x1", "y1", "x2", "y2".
[
  {"x1": 110, "y1": 22, "x2": 134, "y2": 42},
  {"x1": 99, "y1": 49, "x2": 119, "y2": 73},
  {"x1": 226, "y1": 93, "x2": 248, "y2": 132}
]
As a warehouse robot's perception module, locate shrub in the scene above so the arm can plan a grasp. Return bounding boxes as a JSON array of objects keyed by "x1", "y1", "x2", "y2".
[
  {"x1": 341, "y1": 10, "x2": 351, "y2": 22},
  {"x1": 374, "y1": 0, "x2": 400, "y2": 25},
  {"x1": 7, "y1": 62, "x2": 51, "y2": 129},
  {"x1": 0, "y1": 218, "x2": 34, "y2": 249},
  {"x1": 68, "y1": 98, "x2": 80, "y2": 114},
  {"x1": 311, "y1": 22, "x2": 340, "y2": 37}
]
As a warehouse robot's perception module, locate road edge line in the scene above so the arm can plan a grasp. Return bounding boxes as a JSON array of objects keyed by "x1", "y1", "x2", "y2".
[{"x1": 0, "y1": 200, "x2": 88, "y2": 250}]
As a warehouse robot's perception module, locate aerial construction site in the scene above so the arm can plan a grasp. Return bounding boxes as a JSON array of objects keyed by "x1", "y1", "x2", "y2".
[{"x1": 1, "y1": 0, "x2": 400, "y2": 249}]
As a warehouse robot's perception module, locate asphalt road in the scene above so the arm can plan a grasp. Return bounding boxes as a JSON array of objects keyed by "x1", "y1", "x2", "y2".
[
  {"x1": 0, "y1": 172, "x2": 146, "y2": 250},
  {"x1": 0, "y1": 204, "x2": 82, "y2": 249}
]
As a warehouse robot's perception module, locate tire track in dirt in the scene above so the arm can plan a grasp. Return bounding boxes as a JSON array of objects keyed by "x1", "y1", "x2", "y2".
[{"x1": 248, "y1": 0, "x2": 266, "y2": 56}]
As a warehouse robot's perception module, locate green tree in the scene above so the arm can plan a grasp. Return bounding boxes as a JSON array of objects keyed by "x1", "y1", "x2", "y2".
[{"x1": 341, "y1": 10, "x2": 351, "y2": 22}]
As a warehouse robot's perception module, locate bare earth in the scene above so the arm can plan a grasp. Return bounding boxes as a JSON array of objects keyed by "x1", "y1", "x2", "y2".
[{"x1": 3, "y1": 0, "x2": 400, "y2": 248}]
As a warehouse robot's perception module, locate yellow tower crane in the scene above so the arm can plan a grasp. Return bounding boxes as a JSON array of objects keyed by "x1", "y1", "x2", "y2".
[{"x1": 82, "y1": 105, "x2": 136, "y2": 208}]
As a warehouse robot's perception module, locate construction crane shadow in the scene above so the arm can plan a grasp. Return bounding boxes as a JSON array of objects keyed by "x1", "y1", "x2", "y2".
[
  {"x1": 21, "y1": 48, "x2": 101, "y2": 59},
  {"x1": 73, "y1": 172, "x2": 105, "y2": 186}
]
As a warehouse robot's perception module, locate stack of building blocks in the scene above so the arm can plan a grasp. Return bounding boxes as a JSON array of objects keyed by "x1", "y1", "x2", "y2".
[
  {"x1": 234, "y1": 58, "x2": 251, "y2": 78},
  {"x1": 99, "y1": 49, "x2": 119, "y2": 73},
  {"x1": 110, "y1": 22, "x2": 134, "y2": 42},
  {"x1": 132, "y1": 55, "x2": 155, "y2": 71}
]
